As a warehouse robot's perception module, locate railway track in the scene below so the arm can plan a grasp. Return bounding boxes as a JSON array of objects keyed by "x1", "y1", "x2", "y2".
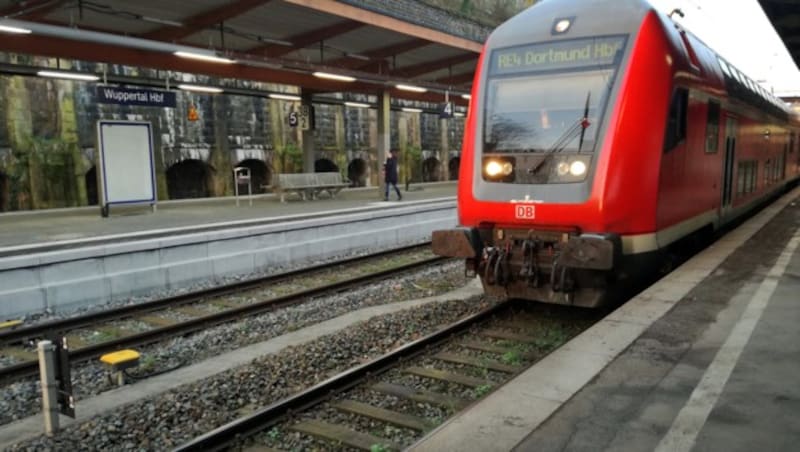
[
  {"x1": 176, "y1": 301, "x2": 601, "y2": 451},
  {"x1": 0, "y1": 244, "x2": 444, "y2": 385}
]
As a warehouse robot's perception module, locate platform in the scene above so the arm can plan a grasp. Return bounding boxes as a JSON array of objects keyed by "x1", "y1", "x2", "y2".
[
  {"x1": 0, "y1": 183, "x2": 456, "y2": 255},
  {"x1": 410, "y1": 186, "x2": 800, "y2": 452},
  {"x1": 0, "y1": 183, "x2": 456, "y2": 319}
]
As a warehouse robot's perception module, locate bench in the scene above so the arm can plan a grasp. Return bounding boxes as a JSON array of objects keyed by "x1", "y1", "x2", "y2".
[{"x1": 274, "y1": 172, "x2": 349, "y2": 202}]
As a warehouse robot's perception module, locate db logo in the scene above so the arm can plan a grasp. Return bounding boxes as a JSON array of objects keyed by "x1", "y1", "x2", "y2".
[{"x1": 515, "y1": 204, "x2": 535, "y2": 219}]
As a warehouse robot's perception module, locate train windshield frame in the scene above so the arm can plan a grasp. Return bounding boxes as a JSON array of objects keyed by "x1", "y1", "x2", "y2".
[{"x1": 483, "y1": 35, "x2": 627, "y2": 155}]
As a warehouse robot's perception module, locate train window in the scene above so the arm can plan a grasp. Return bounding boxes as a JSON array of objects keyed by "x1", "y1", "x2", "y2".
[
  {"x1": 663, "y1": 88, "x2": 688, "y2": 152},
  {"x1": 718, "y1": 58, "x2": 731, "y2": 77},
  {"x1": 705, "y1": 100, "x2": 720, "y2": 153},
  {"x1": 736, "y1": 161, "x2": 757, "y2": 196},
  {"x1": 679, "y1": 31, "x2": 701, "y2": 70}
]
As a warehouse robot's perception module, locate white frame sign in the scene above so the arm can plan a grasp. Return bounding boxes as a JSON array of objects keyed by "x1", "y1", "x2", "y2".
[{"x1": 96, "y1": 120, "x2": 157, "y2": 217}]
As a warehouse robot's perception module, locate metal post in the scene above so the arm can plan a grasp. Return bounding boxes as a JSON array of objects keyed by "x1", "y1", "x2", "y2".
[
  {"x1": 234, "y1": 168, "x2": 240, "y2": 207},
  {"x1": 247, "y1": 176, "x2": 252, "y2": 206},
  {"x1": 37, "y1": 340, "x2": 59, "y2": 436}
]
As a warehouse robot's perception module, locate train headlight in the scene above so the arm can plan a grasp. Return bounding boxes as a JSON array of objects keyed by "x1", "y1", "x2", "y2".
[
  {"x1": 569, "y1": 160, "x2": 587, "y2": 177},
  {"x1": 482, "y1": 156, "x2": 516, "y2": 182},
  {"x1": 485, "y1": 160, "x2": 504, "y2": 177},
  {"x1": 543, "y1": 155, "x2": 592, "y2": 183}
]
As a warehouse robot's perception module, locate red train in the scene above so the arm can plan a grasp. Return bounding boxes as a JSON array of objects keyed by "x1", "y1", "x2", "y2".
[{"x1": 433, "y1": 0, "x2": 800, "y2": 307}]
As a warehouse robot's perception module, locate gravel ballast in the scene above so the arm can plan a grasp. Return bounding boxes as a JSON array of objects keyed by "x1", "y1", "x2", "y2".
[{"x1": 6, "y1": 267, "x2": 488, "y2": 450}]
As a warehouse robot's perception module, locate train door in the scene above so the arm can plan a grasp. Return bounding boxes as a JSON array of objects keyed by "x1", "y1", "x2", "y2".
[{"x1": 721, "y1": 117, "x2": 737, "y2": 218}]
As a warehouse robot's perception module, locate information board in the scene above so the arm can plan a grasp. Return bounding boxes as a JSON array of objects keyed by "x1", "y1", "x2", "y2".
[
  {"x1": 96, "y1": 121, "x2": 157, "y2": 216},
  {"x1": 489, "y1": 35, "x2": 627, "y2": 76}
]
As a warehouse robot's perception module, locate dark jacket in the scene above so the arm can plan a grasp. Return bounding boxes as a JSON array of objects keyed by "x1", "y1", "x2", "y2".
[{"x1": 384, "y1": 155, "x2": 398, "y2": 183}]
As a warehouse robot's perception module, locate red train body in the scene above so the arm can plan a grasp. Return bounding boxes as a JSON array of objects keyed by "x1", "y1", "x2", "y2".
[{"x1": 433, "y1": 0, "x2": 800, "y2": 307}]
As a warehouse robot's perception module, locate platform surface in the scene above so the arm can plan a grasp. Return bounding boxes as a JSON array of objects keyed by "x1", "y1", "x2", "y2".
[
  {"x1": 0, "y1": 183, "x2": 455, "y2": 252},
  {"x1": 410, "y1": 187, "x2": 800, "y2": 452}
]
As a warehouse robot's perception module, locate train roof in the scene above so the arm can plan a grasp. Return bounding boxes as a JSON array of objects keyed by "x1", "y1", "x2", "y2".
[{"x1": 487, "y1": 0, "x2": 791, "y2": 120}]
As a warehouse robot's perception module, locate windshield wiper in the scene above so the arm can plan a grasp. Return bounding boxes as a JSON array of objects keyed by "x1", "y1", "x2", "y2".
[
  {"x1": 578, "y1": 91, "x2": 591, "y2": 152},
  {"x1": 529, "y1": 91, "x2": 592, "y2": 175}
]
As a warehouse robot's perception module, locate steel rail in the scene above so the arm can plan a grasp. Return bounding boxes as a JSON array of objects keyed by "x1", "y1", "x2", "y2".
[
  {"x1": 0, "y1": 242, "x2": 432, "y2": 346},
  {"x1": 0, "y1": 252, "x2": 445, "y2": 385},
  {"x1": 174, "y1": 301, "x2": 510, "y2": 452}
]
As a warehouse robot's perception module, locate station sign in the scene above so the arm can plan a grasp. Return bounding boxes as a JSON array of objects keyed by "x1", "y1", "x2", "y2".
[{"x1": 97, "y1": 86, "x2": 177, "y2": 108}]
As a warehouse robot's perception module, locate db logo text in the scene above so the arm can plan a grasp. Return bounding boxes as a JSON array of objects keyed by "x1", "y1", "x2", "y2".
[{"x1": 515, "y1": 204, "x2": 535, "y2": 219}]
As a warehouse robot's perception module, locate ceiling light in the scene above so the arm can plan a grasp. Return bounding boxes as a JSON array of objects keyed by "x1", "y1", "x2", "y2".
[
  {"x1": 313, "y1": 72, "x2": 356, "y2": 82},
  {"x1": 174, "y1": 51, "x2": 235, "y2": 64},
  {"x1": 255, "y1": 36, "x2": 293, "y2": 47},
  {"x1": 461, "y1": 94, "x2": 471, "y2": 100},
  {"x1": 140, "y1": 16, "x2": 183, "y2": 27},
  {"x1": 396, "y1": 84, "x2": 427, "y2": 93},
  {"x1": 344, "y1": 102, "x2": 370, "y2": 108},
  {"x1": 0, "y1": 24, "x2": 32, "y2": 34},
  {"x1": 269, "y1": 93, "x2": 301, "y2": 101},
  {"x1": 454, "y1": 112, "x2": 465, "y2": 117},
  {"x1": 178, "y1": 84, "x2": 223, "y2": 93},
  {"x1": 37, "y1": 70, "x2": 100, "y2": 81},
  {"x1": 246, "y1": 61, "x2": 283, "y2": 70},
  {"x1": 401, "y1": 107, "x2": 423, "y2": 113},
  {"x1": 345, "y1": 53, "x2": 371, "y2": 61}
]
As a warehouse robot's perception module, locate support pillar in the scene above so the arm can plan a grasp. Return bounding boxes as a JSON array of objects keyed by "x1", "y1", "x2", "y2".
[
  {"x1": 439, "y1": 117, "x2": 450, "y2": 181},
  {"x1": 301, "y1": 91, "x2": 315, "y2": 173},
  {"x1": 376, "y1": 90, "x2": 391, "y2": 198}
]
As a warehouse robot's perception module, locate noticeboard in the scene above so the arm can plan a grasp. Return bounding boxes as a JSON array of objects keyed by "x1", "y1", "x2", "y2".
[{"x1": 96, "y1": 121, "x2": 157, "y2": 216}]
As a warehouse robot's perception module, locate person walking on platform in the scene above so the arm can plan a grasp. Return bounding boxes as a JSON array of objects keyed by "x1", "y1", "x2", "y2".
[{"x1": 384, "y1": 148, "x2": 402, "y2": 201}]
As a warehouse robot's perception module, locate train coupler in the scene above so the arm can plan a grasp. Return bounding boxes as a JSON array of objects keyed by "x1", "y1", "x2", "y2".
[
  {"x1": 550, "y1": 260, "x2": 575, "y2": 293},
  {"x1": 481, "y1": 246, "x2": 512, "y2": 286},
  {"x1": 520, "y1": 239, "x2": 541, "y2": 287}
]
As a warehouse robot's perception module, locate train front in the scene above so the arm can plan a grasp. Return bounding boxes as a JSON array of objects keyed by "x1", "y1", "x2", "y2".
[{"x1": 433, "y1": 0, "x2": 658, "y2": 307}]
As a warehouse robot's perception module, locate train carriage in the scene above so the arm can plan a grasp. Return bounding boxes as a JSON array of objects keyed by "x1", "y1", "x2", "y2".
[{"x1": 433, "y1": 0, "x2": 800, "y2": 307}]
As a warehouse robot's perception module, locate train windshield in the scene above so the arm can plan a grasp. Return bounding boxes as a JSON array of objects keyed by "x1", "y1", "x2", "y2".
[
  {"x1": 483, "y1": 36, "x2": 625, "y2": 154},
  {"x1": 484, "y1": 69, "x2": 614, "y2": 154}
]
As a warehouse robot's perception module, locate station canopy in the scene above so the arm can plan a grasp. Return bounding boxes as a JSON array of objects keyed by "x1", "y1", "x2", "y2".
[
  {"x1": 0, "y1": 0, "x2": 480, "y2": 106},
  {"x1": 759, "y1": 0, "x2": 800, "y2": 71}
]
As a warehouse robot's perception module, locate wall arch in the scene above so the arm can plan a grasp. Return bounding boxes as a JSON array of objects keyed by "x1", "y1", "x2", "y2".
[
  {"x1": 422, "y1": 157, "x2": 442, "y2": 182},
  {"x1": 85, "y1": 166, "x2": 98, "y2": 206},
  {"x1": 347, "y1": 158, "x2": 367, "y2": 187},
  {"x1": 314, "y1": 158, "x2": 339, "y2": 173},
  {"x1": 448, "y1": 156, "x2": 461, "y2": 181},
  {"x1": 235, "y1": 159, "x2": 270, "y2": 194},
  {"x1": 0, "y1": 172, "x2": 7, "y2": 212},
  {"x1": 166, "y1": 159, "x2": 210, "y2": 199}
]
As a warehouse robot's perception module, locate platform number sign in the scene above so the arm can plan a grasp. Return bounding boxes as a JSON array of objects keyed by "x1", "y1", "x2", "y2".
[
  {"x1": 300, "y1": 104, "x2": 314, "y2": 131},
  {"x1": 439, "y1": 101, "x2": 454, "y2": 119},
  {"x1": 289, "y1": 111, "x2": 299, "y2": 128},
  {"x1": 515, "y1": 204, "x2": 536, "y2": 219}
]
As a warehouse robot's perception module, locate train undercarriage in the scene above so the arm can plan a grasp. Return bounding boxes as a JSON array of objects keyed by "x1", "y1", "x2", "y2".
[{"x1": 432, "y1": 226, "x2": 622, "y2": 308}]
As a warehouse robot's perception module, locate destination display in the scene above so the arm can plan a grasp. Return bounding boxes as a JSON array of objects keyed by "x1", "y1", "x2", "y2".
[
  {"x1": 97, "y1": 86, "x2": 177, "y2": 108},
  {"x1": 490, "y1": 35, "x2": 626, "y2": 76}
]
